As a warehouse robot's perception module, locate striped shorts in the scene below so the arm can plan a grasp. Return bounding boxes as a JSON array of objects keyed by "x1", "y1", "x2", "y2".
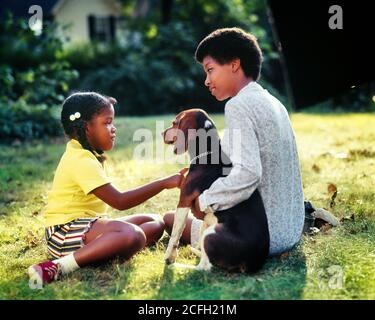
[{"x1": 45, "y1": 217, "x2": 99, "y2": 259}]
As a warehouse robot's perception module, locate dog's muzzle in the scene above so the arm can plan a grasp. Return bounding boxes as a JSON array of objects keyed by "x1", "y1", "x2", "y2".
[{"x1": 162, "y1": 127, "x2": 178, "y2": 145}]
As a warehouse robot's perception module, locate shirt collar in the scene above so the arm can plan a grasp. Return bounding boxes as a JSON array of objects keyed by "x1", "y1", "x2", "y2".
[
  {"x1": 236, "y1": 81, "x2": 263, "y2": 97},
  {"x1": 68, "y1": 139, "x2": 103, "y2": 160},
  {"x1": 68, "y1": 139, "x2": 83, "y2": 149}
]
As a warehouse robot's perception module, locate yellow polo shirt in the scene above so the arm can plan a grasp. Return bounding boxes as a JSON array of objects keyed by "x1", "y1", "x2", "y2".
[{"x1": 44, "y1": 139, "x2": 112, "y2": 227}]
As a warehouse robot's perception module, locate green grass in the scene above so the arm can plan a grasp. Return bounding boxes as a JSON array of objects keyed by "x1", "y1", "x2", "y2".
[{"x1": 0, "y1": 113, "x2": 374, "y2": 300}]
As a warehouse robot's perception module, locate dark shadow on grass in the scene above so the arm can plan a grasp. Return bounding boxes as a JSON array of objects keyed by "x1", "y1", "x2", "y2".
[
  {"x1": 68, "y1": 256, "x2": 137, "y2": 299},
  {"x1": 153, "y1": 243, "x2": 307, "y2": 300},
  {"x1": 155, "y1": 264, "x2": 176, "y2": 298}
]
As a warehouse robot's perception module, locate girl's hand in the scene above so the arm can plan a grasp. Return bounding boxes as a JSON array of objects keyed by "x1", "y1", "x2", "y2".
[{"x1": 163, "y1": 167, "x2": 189, "y2": 189}]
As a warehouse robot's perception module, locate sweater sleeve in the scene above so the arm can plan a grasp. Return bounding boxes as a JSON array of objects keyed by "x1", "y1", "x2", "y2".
[{"x1": 198, "y1": 99, "x2": 262, "y2": 212}]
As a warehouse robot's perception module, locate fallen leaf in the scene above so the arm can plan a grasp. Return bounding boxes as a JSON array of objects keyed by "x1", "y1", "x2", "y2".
[
  {"x1": 320, "y1": 151, "x2": 333, "y2": 158},
  {"x1": 328, "y1": 183, "x2": 337, "y2": 193},
  {"x1": 312, "y1": 164, "x2": 321, "y2": 173},
  {"x1": 25, "y1": 231, "x2": 40, "y2": 248}
]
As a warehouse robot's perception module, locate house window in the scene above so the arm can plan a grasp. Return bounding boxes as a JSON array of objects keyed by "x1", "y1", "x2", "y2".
[{"x1": 88, "y1": 15, "x2": 116, "y2": 42}]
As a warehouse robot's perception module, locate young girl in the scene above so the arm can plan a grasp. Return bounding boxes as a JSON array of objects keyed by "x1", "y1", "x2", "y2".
[{"x1": 28, "y1": 92, "x2": 186, "y2": 285}]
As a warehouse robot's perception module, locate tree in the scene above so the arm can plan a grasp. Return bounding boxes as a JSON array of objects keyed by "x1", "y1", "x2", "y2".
[
  {"x1": 0, "y1": 12, "x2": 78, "y2": 141},
  {"x1": 68, "y1": 0, "x2": 280, "y2": 115}
]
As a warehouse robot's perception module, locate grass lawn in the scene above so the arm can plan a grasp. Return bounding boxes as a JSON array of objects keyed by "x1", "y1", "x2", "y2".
[{"x1": 0, "y1": 113, "x2": 374, "y2": 300}]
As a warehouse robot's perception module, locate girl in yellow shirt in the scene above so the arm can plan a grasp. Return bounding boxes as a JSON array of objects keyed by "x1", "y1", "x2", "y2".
[{"x1": 28, "y1": 92, "x2": 186, "y2": 286}]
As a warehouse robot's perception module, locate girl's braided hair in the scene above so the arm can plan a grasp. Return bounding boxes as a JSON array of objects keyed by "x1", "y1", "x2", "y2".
[{"x1": 61, "y1": 92, "x2": 117, "y2": 163}]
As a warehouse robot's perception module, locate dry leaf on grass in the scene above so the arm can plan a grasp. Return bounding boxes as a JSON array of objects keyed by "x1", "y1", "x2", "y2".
[
  {"x1": 25, "y1": 231, "x2": 40, "y2": 248},
  {"x1": 328, "y1": 183, "x2": 337, "y2": 193},
  {"x1": 312, "y1": 164, "x2": 321, "y2": 173}
]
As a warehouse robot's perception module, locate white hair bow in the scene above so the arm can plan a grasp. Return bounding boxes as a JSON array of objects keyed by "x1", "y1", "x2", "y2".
[{"x1": 69, "y1": 112, "x2": 81, "y2": 121}]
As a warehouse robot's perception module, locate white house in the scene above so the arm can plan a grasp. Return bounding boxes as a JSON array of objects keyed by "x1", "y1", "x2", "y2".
[
  {"x1": 53, "y1": 0, "x2": 122, "y2": 43},
  {"x1": 1, "y1": 0, "x2": 123, "y2": 43}
]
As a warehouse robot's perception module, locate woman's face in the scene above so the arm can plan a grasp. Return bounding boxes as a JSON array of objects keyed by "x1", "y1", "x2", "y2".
[
  {"x1": 85, "y1": 105, "x2": 117, "y2": 151},
  {"x1": 202, "y1": 55, "x2": 237, "y2": 101}
]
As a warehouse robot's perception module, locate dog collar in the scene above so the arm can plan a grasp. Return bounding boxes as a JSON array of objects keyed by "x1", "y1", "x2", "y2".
[{"x1": 189, "y1": 151, "x2": 213, "y2": 165}]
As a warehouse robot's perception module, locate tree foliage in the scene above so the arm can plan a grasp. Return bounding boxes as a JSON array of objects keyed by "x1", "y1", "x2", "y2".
[
  {"x1": 67, "y1": 0, "x2": 281, "y2": 115},
  {"x1": 0, "y1": 13, "x2": 78, "y2": 141}
]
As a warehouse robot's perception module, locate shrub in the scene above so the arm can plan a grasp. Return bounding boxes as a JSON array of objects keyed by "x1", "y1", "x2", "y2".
[
  {"x1": 0, "y1": 100, "x2": 62, "y2": 142},
  {"x1": 0, "y1": 13, "x2": 78, "y2": 142},
  {"x1": 65, "y1": 0, "x2": 278, "y2": 115}
]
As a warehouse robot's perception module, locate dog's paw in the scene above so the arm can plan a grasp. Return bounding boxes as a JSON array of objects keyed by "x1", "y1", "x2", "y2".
[
  {"x1": 168, "y1": 263, "x2": 196, "y2": 270},
  {"x1": 195, "y1": 264, "x2": 212, "y2": 271},
  {"x1": 164, "y1": 247, "x2": 178, "y2": 264},
  {"x1": 196, "y1": 259, "x2": 213, "y2": 271},
  {"x1": 189, "y1": 246, "x2": 202, "y2": 257},
  {"x1": 165, "y1": 257, "x2": 175, "y2": 265}
]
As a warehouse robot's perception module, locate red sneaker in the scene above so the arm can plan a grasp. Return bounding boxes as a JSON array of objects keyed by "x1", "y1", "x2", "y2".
[{"x1": 28, "y1": 261, "x2": 60, "y2": 287}]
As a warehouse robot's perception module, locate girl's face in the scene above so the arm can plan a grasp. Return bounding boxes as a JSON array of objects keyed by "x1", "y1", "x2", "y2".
[
  {"x1": 202, "y1": 55, "x2": 239, "y2": 101},
  {"x1": 85, "y1": 105, "x2": 116, "y2": 151}
]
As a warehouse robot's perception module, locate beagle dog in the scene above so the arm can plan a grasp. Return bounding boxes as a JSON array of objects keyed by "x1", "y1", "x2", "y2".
[{"x1": 162, "y1": 109, "x2": 270, "y2": 273}]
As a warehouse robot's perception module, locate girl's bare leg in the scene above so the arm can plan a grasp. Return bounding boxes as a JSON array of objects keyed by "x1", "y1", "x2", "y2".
[
  {"x1": 73, "y1": 219, "x2": 146, "y2": 267},
  {"x1": 116, "y1": 214, "x2": 165, "y2": 246}
]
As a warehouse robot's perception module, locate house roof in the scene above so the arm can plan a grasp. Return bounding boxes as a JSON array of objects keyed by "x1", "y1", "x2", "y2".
[{"x1": 0, "y1": 0, "x2": 60, "y2": 18}]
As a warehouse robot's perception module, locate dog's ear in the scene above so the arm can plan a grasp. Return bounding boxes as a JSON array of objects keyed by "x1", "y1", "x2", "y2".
[{"x1": 196, "y1": 111, "x2": 216, "y2": 131}]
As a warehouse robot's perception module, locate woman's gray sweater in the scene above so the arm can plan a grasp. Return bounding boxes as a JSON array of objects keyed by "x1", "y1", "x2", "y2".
[{"x1": 198, "y1": 81, "x2": 305, "y2": 255}]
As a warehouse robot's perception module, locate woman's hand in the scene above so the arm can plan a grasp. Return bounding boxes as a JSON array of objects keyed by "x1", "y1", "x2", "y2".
[
  {"x1": 191, "y1": 197, "x2": 205, "y2": 219},
  {"x1": 163, "y1": 167, "x2": 189, "y2": 189}
]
